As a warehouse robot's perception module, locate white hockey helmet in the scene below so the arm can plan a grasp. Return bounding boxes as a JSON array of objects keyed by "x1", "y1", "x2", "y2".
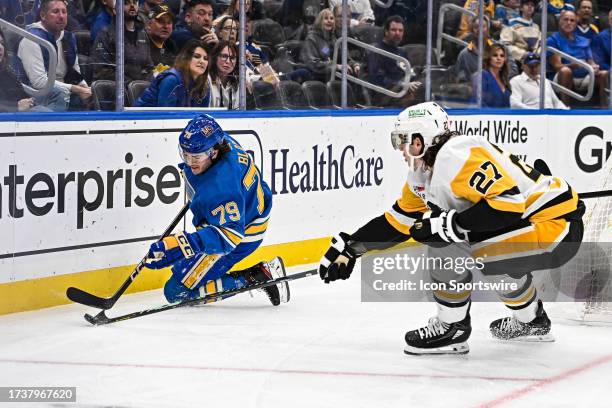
[{"x1": 390, "y1": 102, "x2": 450, "y2": 159}]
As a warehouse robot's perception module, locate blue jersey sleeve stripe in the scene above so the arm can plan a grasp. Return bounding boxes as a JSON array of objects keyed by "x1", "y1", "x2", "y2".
[
  {"x1": 219, "y1": 225, "x2": 244, "y2": 240},
  {"x1": 242, "y1": 233, "x2": 266, "y2": 243},
  {"x1": 210, "y1": 225, "x2": 240, "y2": 248},
  {"x1": 245, "y1": 220, "x2": 268, "y2": 235},
  {"x1": 248, "y1": 213, "x2": 271, "y2": 226},
  {"x1": 219, "y1": 226, "x2": 244, "y2": 245}
]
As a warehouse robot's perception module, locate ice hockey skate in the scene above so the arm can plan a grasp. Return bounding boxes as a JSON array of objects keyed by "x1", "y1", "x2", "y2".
[
  {"x1": 489, "y1": 300, "x2": 554, "y2": 342},
  {"x1": 404, "y1": 314, "x2": 472, "y2": 355},
  {"x1": 233, "y1": 257, "x2": 290, "y2": 306}
]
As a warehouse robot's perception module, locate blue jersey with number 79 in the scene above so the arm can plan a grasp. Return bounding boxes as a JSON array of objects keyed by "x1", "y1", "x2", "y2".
[{"x1": 179, "y1": 136, "x2": 272, "y2": 255}]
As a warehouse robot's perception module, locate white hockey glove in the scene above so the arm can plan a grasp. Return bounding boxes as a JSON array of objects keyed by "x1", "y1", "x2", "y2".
[
  {"x1": 319, "y1": 232, "x2": 358, "y2": 284},
  {"x1": 410, "y1": 209, "x2": 467, "y2": 244}
]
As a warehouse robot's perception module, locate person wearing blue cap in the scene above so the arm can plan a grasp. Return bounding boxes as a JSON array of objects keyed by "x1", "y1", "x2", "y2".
[{"x1": 510, "y1": 52, "x2": 568, "y2": 109}]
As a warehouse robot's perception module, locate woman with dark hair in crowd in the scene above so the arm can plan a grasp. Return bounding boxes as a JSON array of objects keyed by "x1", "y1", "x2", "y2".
[
  {"x1": 207, "y1": 40, "x2": 240, "y2": 109},
  {"x1": 300, "y1": 8, "x2": 359, "y2": 82},
  {"x1": 136, "y1": 39, "x2": 210, "y2": 107},
  {"x1": 215, "y1": 15, "x2": 239, "y2": 43},
  {"x1": 473, "y1": 42, "x2": 511, "y2": 108},
  {"x1": 0, "y1": 28, "x2": 50, "y2": 112}
]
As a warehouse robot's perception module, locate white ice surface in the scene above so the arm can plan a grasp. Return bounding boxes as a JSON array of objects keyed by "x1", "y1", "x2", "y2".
[{"x1": 1, "y1": 263, "x2": 612, "y2": 408}]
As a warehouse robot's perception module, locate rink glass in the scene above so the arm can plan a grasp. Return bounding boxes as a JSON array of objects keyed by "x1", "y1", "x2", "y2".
[{"x1": 2, "y1": 1, "x2": 610, "y2": 111}]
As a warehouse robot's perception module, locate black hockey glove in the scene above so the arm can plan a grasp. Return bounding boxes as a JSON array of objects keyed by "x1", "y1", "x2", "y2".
[
  {"x1": 319, "y1": 232, "x2": 359, "y2": 283},
  {"x1": 410, "y1": 209, "x2": 467, "y2": 244}
]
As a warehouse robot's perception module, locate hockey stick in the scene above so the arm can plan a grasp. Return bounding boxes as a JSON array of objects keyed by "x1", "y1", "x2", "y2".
[
  {"x1": 66, "y1": 203, "x2": 190, "y2": 310},
  {"x1": 84, "y1": 268, "x2": 319, "y2": 325},
  {"x1": 578, "y1": 190, "x2": 612, "y2": 199},
  {"x1": 534, "y1": 159, "x2": 612, "y2": 199}
]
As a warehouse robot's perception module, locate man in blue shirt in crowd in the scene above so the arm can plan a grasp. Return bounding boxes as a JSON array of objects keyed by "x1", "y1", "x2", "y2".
[
  {"x1": 172, "y1": 0, "x2": 218, "y2": 50},
  {"x1": 546, "y1": 9, "x2": 608, "y2": 107},
  {"x1": 574, "y1": 0, "x2": 599, "y2": 42}
]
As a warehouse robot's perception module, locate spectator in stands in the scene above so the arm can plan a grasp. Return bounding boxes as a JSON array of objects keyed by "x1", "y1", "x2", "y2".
[
  {"x1": 278, "y1": 0, "x2": 314, "y2": 42},
  {"x1": 0, "y1": 27, "x2": 52, "y2": 112},
  {"x1": 65, "y1": 0, "x2": 89, "y2": 31},
  {"x1": 208, "y1": 40, "x2": 239, "y2": 109},
  {"x1": 21, "y1": 0, "x2": 39, "y2": 26},
  {"x1": 494, "y1": 0, "x2": 521, "y2": 27},
  {"x1": 146, "y1": 4, "x2": 179, "y2": 74},
  {"x1": 90, "y1": 0, "x2": 115, "y2": 41},
  {"x1": 301, "y1": 8, "x2": 359, "y2": 83},
  {"x1": 17, "y1": 0, "x2": 92, "y2": 111},
  {"x1": 500, "y1": 0, "x2": 540, "y2": 62},
  {"x1": 474, "y1": 43, "x2": 511, "y2": 107},
  {"x1": 457, "y1": 0, "x2": 499, "y2": 40},
  {"x1": 243, "y1": 17, "x2": 273, "y2": 85},
  {"x1": 1, "y1": 0, "x2": 24, "y2": 26},
  {"x1": 21, "y1": 0, "x2": 86, "y2": 30},
  {"x1": 172, "y1": 0, "x2": 218, "y2": 50},
  {"x1": 91, "y1": 0, "x2": 154, "y2": 82},
  {"x1": 510, "y1": 52, "x2": 568, "y2": 109},
  {"x1": 591, "y1": 10, "x2": 611, "y2": 70},
  {"x1": 215, "y1": 15, "x2": 238, "y2": 43},
  {"x1": 138, "y1": 0, "x2": 162, "y2": 23},
  {"x1": 136, "y1": 39, "x2": 210, "y2": 107},
  {"x1": 372, "y1": 0, "x2": 428, "y2": 43},
  {"x1": 332, "y1": 4, "x2": 344, "y2": 36},
  {"x1": 328, "y1": 0, "x2": 375, "y2": 27},
  {"x1": 575, "y1": 0, "x2": 599, "y2": 41},
  {"x1": 6, "y1": 0, "x2": 37, "y2": 27},
  {"x1": 453, "y1": 17, "x2": 493, "y2": 82},
  {"x1": 366, "y1": 15, "x2": 421, "y2": 107},
  {"x1": 243, "y1": 16, "x2": 310, "y2": 85},
  {"x1": 547, "y1": 10, "x2": 608, "y2": 107}
]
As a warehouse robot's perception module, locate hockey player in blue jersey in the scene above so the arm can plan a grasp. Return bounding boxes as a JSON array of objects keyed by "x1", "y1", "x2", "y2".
[{"x1": 146, "y1": 114, "x2": 290, "y2": 306}]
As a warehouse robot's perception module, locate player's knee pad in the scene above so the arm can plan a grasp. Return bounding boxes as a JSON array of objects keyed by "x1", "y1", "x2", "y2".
[{"x1": 171, "y1": 253, "x2": 223, "y2": 290}]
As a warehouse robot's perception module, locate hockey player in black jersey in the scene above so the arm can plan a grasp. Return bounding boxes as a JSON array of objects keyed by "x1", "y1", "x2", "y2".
[{"x1": 318, "y1": 102, "x2": 584, "y2": 355}]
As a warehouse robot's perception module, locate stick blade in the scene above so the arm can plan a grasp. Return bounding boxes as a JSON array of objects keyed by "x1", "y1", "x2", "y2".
[
  {"x1": 66, "y1": 287, "x2": 114, "y2": 310},
  {"x1": 84, "y1": 311, "x2": 110, "y2": 326}
]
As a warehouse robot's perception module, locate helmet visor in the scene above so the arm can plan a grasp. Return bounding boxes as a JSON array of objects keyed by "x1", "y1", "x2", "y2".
[
  {"x1": 390, "y1": 131, "x2": 409, "y2": 150},
  {"x1": 390, "y1": 130, "x2": 425, "y2": 159},
  {"x1": 179, "y1": 145, "x2": 214, "y2": 166}
]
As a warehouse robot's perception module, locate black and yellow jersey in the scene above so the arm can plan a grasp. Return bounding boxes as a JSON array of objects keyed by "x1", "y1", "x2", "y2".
[
  {"x1": 382, "y1": 135, "x2": 579, "y2": 236},
  {"x1": 384, "y1": 168, "x2": 430, "y2": 235},
  {"x1": 428, "y1": 135, "x2": 578, "y2": 229}
]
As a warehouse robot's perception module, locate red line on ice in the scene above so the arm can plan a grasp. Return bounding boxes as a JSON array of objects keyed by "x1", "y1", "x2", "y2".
[
  {"x1": 0, "y1": 358, "x2": 540, "y2": 383},
  {"x1": 476, "y1": 353, "x2": 612, "y2": 408}
]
